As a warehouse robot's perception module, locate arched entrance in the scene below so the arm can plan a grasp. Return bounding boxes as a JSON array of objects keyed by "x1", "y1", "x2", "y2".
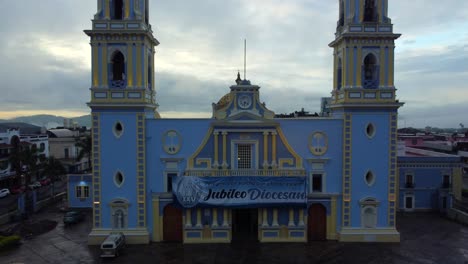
[
  {"x1": 308, "y1": 204, "x2": 327, "y2": 241},
  {"x1": 163, "y1": 204, "x2": 183, "y2": 242}
]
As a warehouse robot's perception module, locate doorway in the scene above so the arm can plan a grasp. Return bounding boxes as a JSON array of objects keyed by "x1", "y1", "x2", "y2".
[
  {"x1": 232, "y1": 209, "x2": 258, "y2": 242},
  {"x1": 308, "y1": 204, "x2": 327, "y2": 241},
  {"x1": 404, "y1": 195, "x2": 414, "y2": 211},
  {"x1": 163, "y1": 204, "x2": 183, "y2": 242}
]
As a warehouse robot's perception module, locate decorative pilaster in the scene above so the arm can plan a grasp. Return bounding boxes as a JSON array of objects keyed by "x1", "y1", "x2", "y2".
[
  {"x1": 272, "y1": 209, "x2": 279, "y2": 227},
  {"x1": 263, "y1": 132, "x2": 269, "y2": 168},
  {"x1": 212, "y1": 209, "x2": 218, "y2": 227},
  {"x1": 185, "y1": 209, "x2": 192, "y2": 227},
  {"x1": 222, "y1": 209, "x2": 229, "y2": 227},
  {"x1": 213, "y1": 132, "x2": 219, "y2": 168},
  {"x1": 288, "y1": 209, "x2": 295, "y2": 227},
  {"x1": 298, "y1": 209, "x2": 305, "y2": 226},
  {"x1": 262, "y1": 209, "x2": 268, "y2": 227},
  {"x1": 222, "y1": 132, "x2": 228, "y2": 168},
  {"x1": 271, "y1": 131, "x2": 277, "y2": 168},
  {"x1": 196, "y1": 208, "x2": 202, "y2": 228}
]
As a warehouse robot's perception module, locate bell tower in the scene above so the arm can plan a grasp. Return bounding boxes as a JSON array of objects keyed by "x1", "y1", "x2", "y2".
[
  {"x1": 86, "y1": 0, "x2": 159, "y2": 244},
  {"x1": 330, "y1": 0, "x2": 401, "y2": 103},
  {"x1": 330, "y1": 0, "x2": 403, "y2": 242}
]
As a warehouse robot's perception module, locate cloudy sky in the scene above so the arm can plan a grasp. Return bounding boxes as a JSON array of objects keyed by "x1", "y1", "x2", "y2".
[{"x1": 1, "y1": 0, "x2": 467, "y2": 128}]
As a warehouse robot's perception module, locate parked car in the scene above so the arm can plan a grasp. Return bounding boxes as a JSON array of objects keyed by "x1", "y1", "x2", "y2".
[
  {"x1": 39, "y1": 178, "x2": 51, "y2": 186},
  {"x1": 100, "y1": 232, "x2": 126, "y2": 258},
  {"x1": 27, "y1": 182, "x2": 41, "y2": 190},
  {"x1": 10, "y1": 186, "x2": 25, "y2": 194},
  {"x1": 0, "y1": 188, "x2": 10, "y2": 198},
  {"x1": 63, "y1": 211, "x2": 85, "y2": 225}
]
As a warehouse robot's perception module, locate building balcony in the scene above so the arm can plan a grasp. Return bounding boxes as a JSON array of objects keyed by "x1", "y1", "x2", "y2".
[
  {"x1": 184, "y1": 169, "x2": 307, "y2": 177},
  {"x1": 335, "y1": 22, "x2": 394, "y2": 36},
  {"x1": 405, "y1": 183, "x2": 415, "y2": 189}
]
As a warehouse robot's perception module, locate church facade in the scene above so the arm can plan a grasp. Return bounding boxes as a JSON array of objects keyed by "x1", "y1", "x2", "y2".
[{"x1": 86, "y1": 0, "x2": 402, "y2": 244}]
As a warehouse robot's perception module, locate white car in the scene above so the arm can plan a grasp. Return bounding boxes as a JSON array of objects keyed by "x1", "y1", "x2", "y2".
[
  {"x1": 0, "y1": 188, "x2": 10, "y2": 198},
  {"x1": 28, "y1": 182, "x2": 42, "y2": 190}
]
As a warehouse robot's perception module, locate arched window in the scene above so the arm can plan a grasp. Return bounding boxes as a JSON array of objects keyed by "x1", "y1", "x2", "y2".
[
  {"x1": 363, "y1": 0, "x2": 377, "y2": 22},
  {"x1": 362, "y1": 53, "x2": 378, "y2": 89},
  {"x1": 338, "y1": 0, "x2": 344, "y2": 27},
  {"x1": 112, "y1": 0, "x2": 124, "y2": 20},
  {"x1": 112, "y1": 51, "x2": 125, "y2": 81},
  {"x1": 337, "y1": 58, "x2": 343, "y2": 90}
]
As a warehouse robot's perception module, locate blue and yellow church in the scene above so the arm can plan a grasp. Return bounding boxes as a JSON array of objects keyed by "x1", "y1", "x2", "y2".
[{"x1": 86, "y1": 0, "x2": 402, "y2": 244}]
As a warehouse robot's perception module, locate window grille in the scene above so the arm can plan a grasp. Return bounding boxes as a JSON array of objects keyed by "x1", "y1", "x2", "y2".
[{"x1": 237, "y1": 144, "x2": 252, "y2": 169}]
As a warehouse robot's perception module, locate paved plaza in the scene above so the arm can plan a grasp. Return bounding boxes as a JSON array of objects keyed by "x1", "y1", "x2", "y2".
[{"x1": 0, "y1": 206, "x2": 467, "y2": 264}]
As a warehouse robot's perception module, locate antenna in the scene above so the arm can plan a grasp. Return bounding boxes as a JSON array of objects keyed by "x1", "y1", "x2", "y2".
[{"x1": 244, "y1": 39, "x2": 247, "y2": 80}]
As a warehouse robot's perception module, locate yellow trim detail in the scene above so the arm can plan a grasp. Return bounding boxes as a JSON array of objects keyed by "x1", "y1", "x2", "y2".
[
  {"x1": 276, "y1": 128, "x2": 303, "y2": 168},
  {"x1": 263, "y1": 132, "x2": 268, "y2": 166},
  {"x1": 127, "y1": 44, "x2": 133, "y2": 87},
  {"x1": 188, "y1": 127, "x2": 214, "y2": 169},
  {"x1": 359, "y1": 0, "x2": 363, "y2": 22},
  {"x1": 136, "y1": 44, "x2": 142, "y2": 87},
  {"x1": 389, "y1": 46, "x2": 395, "y2": 86},
  {"x1": 102, "y1": 45, "x2": 108, "y2": 87},
  {"x1": 379, "y1": 46, "x2": 385, "y2": 87},
  {"x1": 125, "y1": 0, "x2": 130, "y2": 19},
  {"x1": 92, "y1": 45, "x2": 99, "y2": 87},
  {"x1": 195, "y1": 158, "x2": 212, "y2": 169},
  {"x1": 222, "y1": 132, "x2": 227, "y2": 168},
  {"x1": 356, "y1": 45, "x2": 362, "y2": 87},
  {"x1": 279, "y1": 158, "x2": 294, "y2": 168},
  {"x1": 152, "y1": 198, "x2": 161, "y2": 241},
  {"x1": 213, "y1": 132, "x2": 219, "y2": 166},
  {"x1": 378, "y1": 0, "x2": 383, "y2": 23},
  {"x1": 105, "y1": 0, "x2": 110, "y2": 19}
]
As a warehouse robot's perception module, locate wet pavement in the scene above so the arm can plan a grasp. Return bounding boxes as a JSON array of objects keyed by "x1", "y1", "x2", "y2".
[{"x1": 1, "y1": 208, "x2": 467, "y2": 264}]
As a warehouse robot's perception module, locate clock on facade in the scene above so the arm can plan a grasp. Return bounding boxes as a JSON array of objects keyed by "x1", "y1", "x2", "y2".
[{"x1": 238, "y1": 95, "x2": 252, "y2": 109}]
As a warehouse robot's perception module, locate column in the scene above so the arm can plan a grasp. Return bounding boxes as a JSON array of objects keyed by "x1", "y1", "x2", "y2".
[
  {"x1": 263, "y1": 132, "x2": 269, "y2": 168},
  {"x1": 356, "y1": 45, "x2": 362, "y2": 87},
  {"x1": 222, "y1": 132, "x2": 228, "y2": 169},
  {"x1": 104, "y1": 0, "x2": 110, "y2": 19},
  {"x1": 222, "y1": 209, "x2": 229, "y2": 227},
  {"x1": 389, "y1": 45, "x2": 395, "y2": 87},
  {"x1": 262, "y1": 209, "x2": 268, "y2": 227},
  {"x1": 272, "y1": 209, "x2": 279, "y2": 227},
  {"x1": 92, "y1": 44, "x2": 99, "y2": 88},
  {"x1": 196, "y1": 208, "x2": 202, "y2": 228},
  {"x1": 136, "y1": 43, "x2": 142, "y2": 87},
  {"x1": 212, "y1": 209, "x2": 218, "y2": 228},
  {"x1": 379, "y1": 46, "x2": 385, "y2": 87},
  {"x1": 185, "y1": 209, "x2": 192, "y2": 227},
  {"x1": 213, "y1": 132, "x2": 219, "y2": 168},
  {"x1": 298, "y1": 209, "x2": 305, "y2": 226},
  {"x1": 127, "y1": 44, "x2": 133, "y2": 87},
  {"x1": 101, "y1": 45, "x2": 108, "y2": 88},
  {"x1": 271, "y1": 132, "x2": 277, "y2": 168},
  {"x1": 288, "y1": 209, "x2": 295, "y2": 227},
  {"x1": 125, "y1": 0, "x2": 130, "y2": 19}
]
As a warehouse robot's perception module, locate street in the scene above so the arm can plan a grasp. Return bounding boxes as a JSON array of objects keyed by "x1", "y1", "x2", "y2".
[{"x1": 0, "y1": 206, "x2": 467, "y2": 264}]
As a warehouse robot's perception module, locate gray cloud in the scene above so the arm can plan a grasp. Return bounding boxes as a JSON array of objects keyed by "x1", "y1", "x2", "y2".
[{"x1": 0, "y1": 1, "x2": 466, "y2": 128}]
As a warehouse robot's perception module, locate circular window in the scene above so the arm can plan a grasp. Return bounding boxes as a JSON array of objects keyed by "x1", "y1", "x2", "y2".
[
  {"x1": 113, "y1": 121, "x2": 124, "y2": 138},
  {"x1": 365, "y1": 171, "x2": 375, "y2": 186},
  {"x1": 366, "y1": 123, "x2": 376, "y2": 138},
  {"x1": 115, "y1": 171, "x2": 124, "y2": 187}
]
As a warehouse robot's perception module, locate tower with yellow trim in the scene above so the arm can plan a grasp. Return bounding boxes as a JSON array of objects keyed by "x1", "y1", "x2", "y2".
[
  {"x1": 329, "y1": 0, "x2": 403, "y2": 241},
  {"x1": 85, "y1": 0, "x2": 159, "y2": 244}
]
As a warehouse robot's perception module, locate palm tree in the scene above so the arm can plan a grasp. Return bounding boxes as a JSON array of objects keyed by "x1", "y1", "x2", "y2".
[{"x1": 75, "y1": 135, "x2": 92, "y2": 172}]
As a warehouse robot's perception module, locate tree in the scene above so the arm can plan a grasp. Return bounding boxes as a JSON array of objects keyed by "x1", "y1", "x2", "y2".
[
  {"x1": 75, "y1": 135, "x2": 92, "y2": 172},
  {"x1": 41, "y1": 156, "x2": 66, "y2": 181},
  {"x1": 9, "y1": 143, "x2": 39, "y2": 186}
]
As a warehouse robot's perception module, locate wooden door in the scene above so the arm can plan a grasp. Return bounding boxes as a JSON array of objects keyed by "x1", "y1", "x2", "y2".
[
  {"x1": 163, "y1": 204, "x2": 183, "y2": 242},
  {"x1": 308, "y1": 204, "x2": 327, "y2": 241}
]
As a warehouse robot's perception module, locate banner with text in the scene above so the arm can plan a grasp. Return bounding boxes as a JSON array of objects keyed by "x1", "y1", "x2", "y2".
[{"x1": 172, "y1": 176, "x2": 307, "y2": 208}]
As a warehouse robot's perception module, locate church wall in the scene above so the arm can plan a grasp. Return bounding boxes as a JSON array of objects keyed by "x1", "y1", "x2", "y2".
[{"x1": 100, "y1": 111, "x2": 139, "y2": 228}]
